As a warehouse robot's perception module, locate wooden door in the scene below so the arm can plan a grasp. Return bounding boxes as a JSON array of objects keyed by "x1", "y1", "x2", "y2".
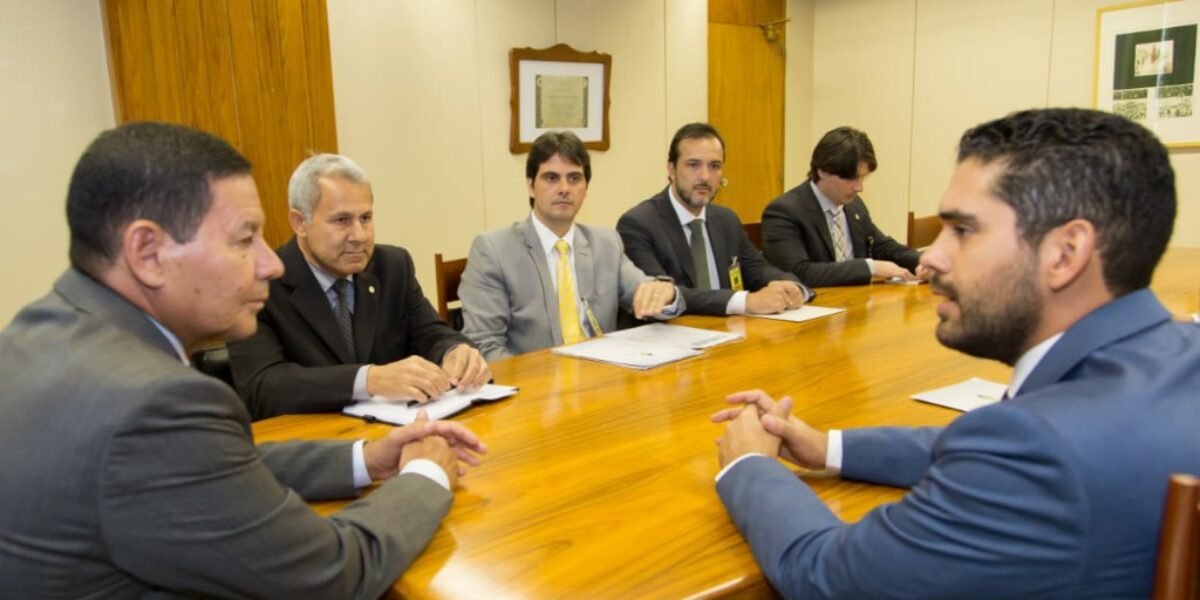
[
  {"x1": 102, "y1": 0, "x2": 338, "y2": 249},
  {"x1": 708, "y1": 0, "x2": 786, "y2": 224}
]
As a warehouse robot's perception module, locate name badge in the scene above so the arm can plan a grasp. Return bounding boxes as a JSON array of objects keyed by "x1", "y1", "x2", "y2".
[
  {"x1": 583, "y1": 299, "x2": 604, "y2": 336},
  {"x1": 729, "y1": 257, "x2": 744, "y2": 292}
]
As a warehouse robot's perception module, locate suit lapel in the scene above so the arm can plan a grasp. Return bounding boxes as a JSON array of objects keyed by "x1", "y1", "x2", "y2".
[
  {"x1": 707, "y1": 213, "x2": 732, "y2": 288},
  {"x1": 654, "y1": 192, "x2": 698, "y2": 286},
  {"x1": 574, "y1": 226, "x2": 596, "y2": 305},
  {"x1": 802, "y1": 183, "x2": 836, "y2": 259},
  {"x1": 279, "y1": 240, "x2": 358, "y2": 364},
  {"x1": 845, "y1": 201, "x2": 868, "y2": 258},
  {"x1": 54, "y1": 268, "x2": 180, "y2": 360},
  {"x1": 352, "y1": 269, "x2": 379, "y2": 361},
  {"x1": 520, "y1": 218, "x2": 562, "y2": 344},
  {"x1": 1019, "y1": 289, "x2": 1169, "y2": 396}
]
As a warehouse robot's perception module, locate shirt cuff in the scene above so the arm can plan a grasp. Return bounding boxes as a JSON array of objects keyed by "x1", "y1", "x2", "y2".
[
  {"x1": 865, "y1": 258, "x2": 876, "y2": 276},
  {"x1": 725, "y1": 290, "x2": 749, "y2": 315},
  {"x1": 352, "y1": 439, "x2": 372, "y2": 488},
  {"x1": 401, "y1": 458, "x2": 451, "y2": 491},
  {"x1": 714, "y1": 452, "x2": 768, "y2": 483},
  {"x1": 660, "y1": 286, "x2": 683, "y2": 317},
  {"x1": 352, "y1": 365, "x2": 371, "y2": 401},
  {"x1": 826, "y1": 429, "x2": 843, "y2": 471}
]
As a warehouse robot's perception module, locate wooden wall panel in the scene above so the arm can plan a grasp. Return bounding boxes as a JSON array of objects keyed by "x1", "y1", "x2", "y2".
[
  {"x1": 709, "y1": 0, "x2": 784, "y2": 26},
  {"x1": 102, "y1": 0, "x2": 338, "y2": 248}
]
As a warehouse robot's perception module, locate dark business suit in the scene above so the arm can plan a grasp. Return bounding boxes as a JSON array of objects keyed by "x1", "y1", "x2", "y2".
[
  {"x1": 617, "y1": 188, "x2": 808, "y2": 315},
  {"x1": 0, "y1": 269, "x2": 452, "y2": 598},
  {"x1": 762, "y1": 180, "x2": 920, "y2": 286},
  {"x1": 229, "y1": 238, "x2": 469, "y2": 419},
  {"x1": 718, "y1": 288, "x2": 1200, "y2": 599}
]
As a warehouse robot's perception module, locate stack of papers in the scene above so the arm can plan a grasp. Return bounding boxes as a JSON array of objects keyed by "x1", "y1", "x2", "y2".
[
  {"x1": 605, "y1": 322, "x2": 743, "y2": 349},
  {"x1": 551, "y1": 336, "x2": 701, "y2": 370},
  {"x1": 749, "y1": 305, "x2": 844, "y2": 323},
  {"x1": 911, "y1": 377, "x2": 1006, "y2": 412},
  {"x1": 343, "y1": 383, "x2": 518, "y2": 425}
]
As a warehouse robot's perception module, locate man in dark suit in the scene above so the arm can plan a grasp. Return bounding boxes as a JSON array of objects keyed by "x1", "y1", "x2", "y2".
[
  {"x1": 762, "y1": 126, "x2": 922, "y2": 287},
  {"x1": 617, "y1": 123, "x2": 812, "y2": 315},
  {"x1": 229, "y1": 154, "x2": 490, "y2": 419},
  {"x1": 0, "y1": 122, "x2": 486, "y2": 597},
  {"x1": 714, "y1": 109, "x2": 1200, "y2": 598}
]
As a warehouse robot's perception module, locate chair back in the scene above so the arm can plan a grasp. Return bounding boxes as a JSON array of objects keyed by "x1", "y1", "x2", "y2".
[
  {"x1": 434, "y1": 253, "x2": 467, "y2": 330},
  {"x1": 1154, "y1": 473, "x2": 1200, "y2": 600},
  {"x1": 906, "y1": 211, "x2": 942, "y2": 249},
  {"x1": 743, "y1": 221, "x2": 763, "y2": 250}
]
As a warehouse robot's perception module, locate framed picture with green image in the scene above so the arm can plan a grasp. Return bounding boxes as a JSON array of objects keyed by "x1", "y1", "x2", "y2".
[{"x1": 1096, "y1": 0, "x2": 1200, "y2": 147}]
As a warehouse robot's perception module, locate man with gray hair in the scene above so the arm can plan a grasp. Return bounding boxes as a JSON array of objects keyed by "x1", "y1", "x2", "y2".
[{"x1": 230, "y1": 153, "x2": 490, "y2": 419}]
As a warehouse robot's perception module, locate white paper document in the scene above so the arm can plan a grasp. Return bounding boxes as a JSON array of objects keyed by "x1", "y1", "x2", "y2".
[
  {"x1": 551, "y1": 336, "x2": 701, "y2": 369},
  {"x1": 605, "y1": 323, "x2": 743, "y2": 349},
  {"x1": 911, "y1": 377, "x2": 1006, "y2": 412},
  {"x1": 749, "y1": 305, "x2": 844, "y2": 323},
  {"x1": 343, "y1": 384, "x2": 518, "y2": 425}
]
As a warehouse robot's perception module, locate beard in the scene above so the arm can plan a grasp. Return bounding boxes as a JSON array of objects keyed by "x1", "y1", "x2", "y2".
[
  {"x1": 674, "y1": 180, "x2": 716, "y2": 210},
  {"x1": 932, "y1": 251, "x2": 1043, "y2": 366}
]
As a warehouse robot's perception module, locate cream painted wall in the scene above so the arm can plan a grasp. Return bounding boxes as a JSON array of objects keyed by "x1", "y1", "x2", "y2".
[
  {"x1": 809, "y1": 0, "x2": 918, "y2": 242},
  {"x1": 805, "y1": 0, "x2": 1200, "y2": 247},
  {"x1": 327, "y1": 0, "x2": 709, "y2": 295},
  {"x1": 784, "y1": 0, "x2": 815, "y2": 188},
  {"x1": 0, "y1": 0, "x2": 114, "y2": 326}
]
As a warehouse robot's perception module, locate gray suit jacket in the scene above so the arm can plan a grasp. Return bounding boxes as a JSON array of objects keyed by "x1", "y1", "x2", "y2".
[
  {"x1": 0, "y1": 269, "x2": 452, "y2": 599},
  {"x1": 459, "y1": 216, "x2": 681, "y2": 361}
]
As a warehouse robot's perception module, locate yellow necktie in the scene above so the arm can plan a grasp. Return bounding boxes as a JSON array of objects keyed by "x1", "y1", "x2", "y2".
[{"x1": 555, "y1": 240, "x2": 585, "y2": 345}]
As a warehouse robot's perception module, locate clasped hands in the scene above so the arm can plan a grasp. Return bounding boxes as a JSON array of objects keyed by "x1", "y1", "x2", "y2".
[
  {"x1": 363, "y1": 409, "x2": 487, "y2": 490},
  {"x1": 367, "y1": 344, "x2": 490, "y2": 403},
  {"x1": 712, "y1": 389, "x2": 829, "y2": 470}
]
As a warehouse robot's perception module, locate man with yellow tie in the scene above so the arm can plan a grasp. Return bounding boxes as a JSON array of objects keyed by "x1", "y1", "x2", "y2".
[{"x1": 460, "y1": 131, "x2": 683, "y2": 361}]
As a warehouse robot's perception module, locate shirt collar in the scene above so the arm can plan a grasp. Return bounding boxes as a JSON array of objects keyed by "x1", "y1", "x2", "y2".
[
  {"x1": 530, "y1": 211, "x2": 576, "y2": 255},
  {"x1": 810, "y1": 180, "x2": 840, "y2": 215},
  {"x1": 1008, "y1": 332, "x2": 1064, "y2": 397},
  {"x1": 667, "y1": 185, "x2": 707, "y2": 225},
  {"x1": 305, "y1": 259, "x2": 352, "y2": 294},
  {"x1": 144, "y1": 314, "x2": 190, "y2": 365}
]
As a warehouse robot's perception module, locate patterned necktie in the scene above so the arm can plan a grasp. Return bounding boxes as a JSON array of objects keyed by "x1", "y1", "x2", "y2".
[
  {"x1": 554, "y1": 240, "x2": 586, "y2": 345},
  {"x1": 830, "y1": 209, "x2": 851, "y2": 262},
  {"x1": 332, "y1": 278, "x2": 358, "y2": 360},
  {"x1": 687, "y1": 220, "x2": 712, "y2": 290}
]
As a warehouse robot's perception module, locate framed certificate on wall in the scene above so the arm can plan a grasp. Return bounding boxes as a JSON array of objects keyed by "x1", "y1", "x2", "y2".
[{"x1": 510, "y1": 44, "x2": 612, "y2": 153}]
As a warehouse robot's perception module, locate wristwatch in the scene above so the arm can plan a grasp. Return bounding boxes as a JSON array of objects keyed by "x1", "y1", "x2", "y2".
[{"x1": 653, "y1": 275, "x2": 674, "y2": 283}]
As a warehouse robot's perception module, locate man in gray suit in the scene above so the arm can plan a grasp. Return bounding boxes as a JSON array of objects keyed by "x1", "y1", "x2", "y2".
[
  {"x1": 0, "y1": 122, "x2": 486, "y2": 598},
  {"x1": 460, "y1": 131, "x2": 684, "y2": 361}
]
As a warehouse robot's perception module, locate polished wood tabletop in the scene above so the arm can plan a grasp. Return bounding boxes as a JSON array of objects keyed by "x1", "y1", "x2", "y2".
[{"x1": 253, "y1": 247, "x2": 1199, "y2": 599}]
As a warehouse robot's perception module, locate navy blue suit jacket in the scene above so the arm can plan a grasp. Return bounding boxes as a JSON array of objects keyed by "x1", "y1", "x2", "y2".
[{"x1": 718, "y1": 288, "x2": 1200, "y2": 598}]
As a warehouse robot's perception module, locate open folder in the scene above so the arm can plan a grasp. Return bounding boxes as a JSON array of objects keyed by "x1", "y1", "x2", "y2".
[{"x1": 343, "y1": 384, "x2": 518, "y2": 425}]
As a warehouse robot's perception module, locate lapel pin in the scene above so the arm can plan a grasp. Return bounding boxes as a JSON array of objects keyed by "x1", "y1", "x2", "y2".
[
  {"x1": 853, "y1": 213, "x2": 860, "y2": 221},
  {"x1": 368, "y1": 285, "x2": 376, "y2": 294}
]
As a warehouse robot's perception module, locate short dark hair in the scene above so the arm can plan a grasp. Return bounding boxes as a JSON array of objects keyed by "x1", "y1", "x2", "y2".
[
  {"x1": 957, "y1": 107, "x2": 1175, "y2": 296},
  {"x1": 668, "y1": 122, "x2": 725, "y2": 164},
  {"x1": 526, "y1": 131, "x2": 591, "y2": 207},
  {"x1": 809, "y1": 126, "x2": 876, "y2": 182},
  {"x1": 67, "y1": 122, "x2": 251, "y2": 275}
]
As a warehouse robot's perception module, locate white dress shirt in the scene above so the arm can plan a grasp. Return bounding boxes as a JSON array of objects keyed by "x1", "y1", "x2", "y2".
[{"x1": 666, "y1": 186, "x2": 750, "y2": 314}]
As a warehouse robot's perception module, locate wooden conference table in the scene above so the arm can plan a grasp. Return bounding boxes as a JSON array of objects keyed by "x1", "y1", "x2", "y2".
[{"x1": 253, "y1": 247, "x2": 1199, "y2": 599}]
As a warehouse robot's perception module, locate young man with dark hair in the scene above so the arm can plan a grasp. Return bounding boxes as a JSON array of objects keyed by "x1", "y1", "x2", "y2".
[
  {"x1": 0, "y1": 122, "x2": 486, "y2": 597},
  {"x1": 762, "y1": 126, "x2": 922, "y2": 286},
  {"x1": 459, "y1": 131, "x2": 684, "y2": 360},
  {"x1": 618, "y1": 122, "x2": 812, "y2": 316},
  {"x1": 714, "y1": 109, "x2": 1199, "y2": 599}
]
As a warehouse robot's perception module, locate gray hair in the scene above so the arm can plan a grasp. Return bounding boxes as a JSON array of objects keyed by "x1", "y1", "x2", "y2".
[{"x1": 288, "y1": 153, "x2": 371, "y2": 221}]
